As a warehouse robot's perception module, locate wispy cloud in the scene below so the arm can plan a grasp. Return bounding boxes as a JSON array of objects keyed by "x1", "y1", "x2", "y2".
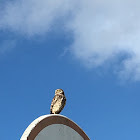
[
  {"x1": 0, "y1": 0, "x2": 140, "y2": 81},
  {"x1": 0, "y1": 40, "x2": 16, "y2": 54},
  {"x1": 0, "y1": 0, "x2": 76, "y2": 36},
  {"x1": 67, "y1": 0, "x2": 140, "y2": 81}
]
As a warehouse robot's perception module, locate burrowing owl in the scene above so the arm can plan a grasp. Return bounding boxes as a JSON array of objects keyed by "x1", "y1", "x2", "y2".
[{"x1": 50, "y1": 89, "x2": 66, "y2": 114}]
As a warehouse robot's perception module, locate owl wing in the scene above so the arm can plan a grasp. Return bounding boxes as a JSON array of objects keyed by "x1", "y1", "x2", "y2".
[
  {"x1": 58, "y1": 95, "x2": 66, "y2": 113},
  {"x1": 50, "y1": 95, "x2": 59, "y2": 113}
]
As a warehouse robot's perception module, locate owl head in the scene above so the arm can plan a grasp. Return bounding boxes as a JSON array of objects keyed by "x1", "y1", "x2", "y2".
[{"x1": 55, "y1": 89, "x2": 64, "y2": 95}]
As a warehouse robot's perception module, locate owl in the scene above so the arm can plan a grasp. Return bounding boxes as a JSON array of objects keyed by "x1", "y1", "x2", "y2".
[{"x1": 50, "y1": 89, "x2": 66, "y2": 114}]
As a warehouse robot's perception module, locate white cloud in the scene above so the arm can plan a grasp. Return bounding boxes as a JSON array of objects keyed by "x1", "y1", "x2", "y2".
[
  {"x1": 67, "y1": 0, "x2": 140, "y2": 81},
  {"x1": 1, "y1": 0, "x2": 140, "y2": 81},
  {"x1": 0, "y1": 0, "x2": 76, "y2": 36}
]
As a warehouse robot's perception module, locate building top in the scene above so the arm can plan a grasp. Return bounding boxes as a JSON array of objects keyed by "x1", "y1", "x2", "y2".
[{"x1": 20, "y1": 114, "x2": 90, "y2": 140}]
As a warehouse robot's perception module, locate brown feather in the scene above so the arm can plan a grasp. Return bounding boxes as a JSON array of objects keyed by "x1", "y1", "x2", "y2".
[{"x1": 50, "y1": 94, "x2": 66, "y2": 114}]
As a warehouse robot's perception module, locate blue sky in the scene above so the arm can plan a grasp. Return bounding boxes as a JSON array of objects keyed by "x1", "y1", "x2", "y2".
[{"x1": 0, "y1": 0, "x2": 140, "y2": 140}]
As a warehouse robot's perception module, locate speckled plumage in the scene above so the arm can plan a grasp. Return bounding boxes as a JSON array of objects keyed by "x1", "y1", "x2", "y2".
[{"x1": 50, "y1": 89, "x2": 66, "y2": 114}]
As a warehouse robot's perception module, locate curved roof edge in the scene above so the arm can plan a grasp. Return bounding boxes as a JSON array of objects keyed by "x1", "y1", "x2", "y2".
[{"x1": 20, "y1": 114, "x2": 90, "y2": 140}]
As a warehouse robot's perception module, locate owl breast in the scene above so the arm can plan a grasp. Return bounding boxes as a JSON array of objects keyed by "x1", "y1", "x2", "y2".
[{"x1": 50, "y1": 95, "x2": 66, "y2": 114}]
